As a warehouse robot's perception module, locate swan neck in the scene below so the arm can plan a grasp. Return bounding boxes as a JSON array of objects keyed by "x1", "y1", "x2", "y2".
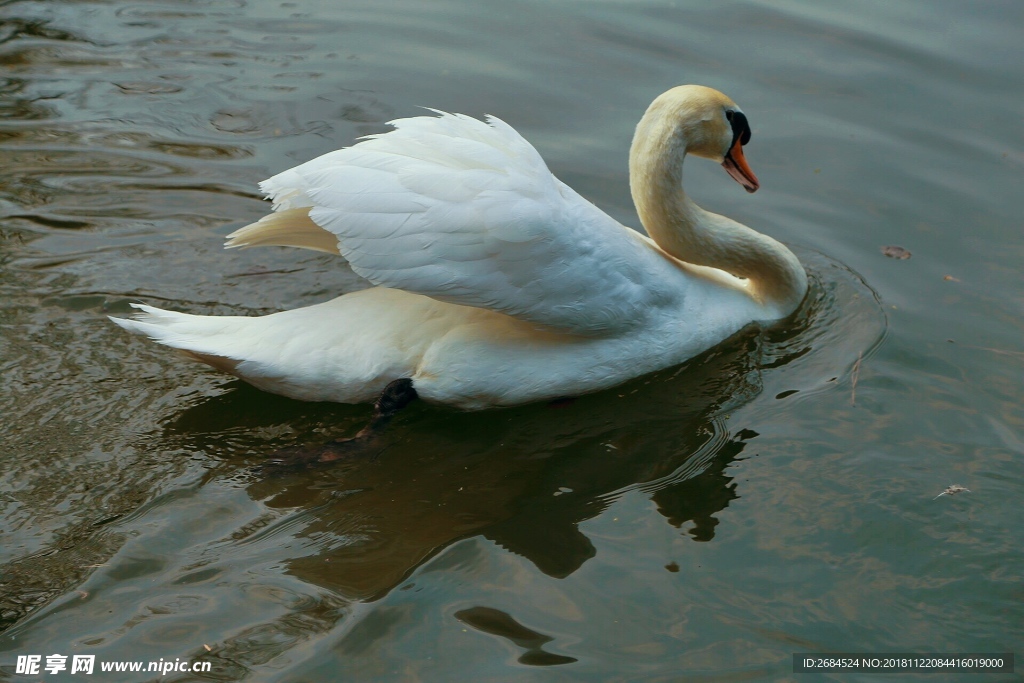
[{"x1": 629, "y1": 116, "x2": 807, "y2": 317}]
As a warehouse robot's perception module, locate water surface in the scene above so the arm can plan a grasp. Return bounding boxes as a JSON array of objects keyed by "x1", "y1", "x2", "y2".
[{"x1": 1, "y1": 0, "x2": 1021, "y2": 680}]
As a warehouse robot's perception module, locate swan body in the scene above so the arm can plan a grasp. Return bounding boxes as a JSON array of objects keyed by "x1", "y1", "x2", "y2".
[{"x1": 112, "y1": 85, "x2": 807, "y2": 410}]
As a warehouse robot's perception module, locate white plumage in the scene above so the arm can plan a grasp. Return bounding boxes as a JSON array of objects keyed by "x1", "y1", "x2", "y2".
[
  {"x1": 112, "y1": 85, "x2": 807, "y2": 410},
  {"x1": 261, "y1": 111, "x2": 664, "y2": 335}
]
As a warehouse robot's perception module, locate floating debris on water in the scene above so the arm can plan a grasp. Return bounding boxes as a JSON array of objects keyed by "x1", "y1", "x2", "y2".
[
  {"x1": 934, "y1": 484, "x2": 970, "y2": 500},
  {"x1": 881, "y1": 245, "x2": 911, "y2": 259},
  {"x1": 851, "y1": 351, "x2": 862, "y2": 406}
]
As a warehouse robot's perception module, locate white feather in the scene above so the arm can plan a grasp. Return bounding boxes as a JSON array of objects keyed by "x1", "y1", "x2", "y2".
[{"x1": 258, "y1": 111, "x2": 663, "y2": 335}]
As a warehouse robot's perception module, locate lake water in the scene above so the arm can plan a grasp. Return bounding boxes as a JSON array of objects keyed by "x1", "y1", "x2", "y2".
[{"x1": 1, "y1": 0, "x2": 1021, "y2": 680}]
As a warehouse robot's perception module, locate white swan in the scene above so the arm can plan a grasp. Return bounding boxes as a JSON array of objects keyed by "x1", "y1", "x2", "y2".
[{"x1": 112, "y1": 85, "x2": 807, "y2": 410}]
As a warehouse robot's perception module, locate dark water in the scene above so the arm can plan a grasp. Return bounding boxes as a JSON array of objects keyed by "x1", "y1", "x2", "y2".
[{"x1": 1, "y1": 1, "x2": 1021, "y2": 680}]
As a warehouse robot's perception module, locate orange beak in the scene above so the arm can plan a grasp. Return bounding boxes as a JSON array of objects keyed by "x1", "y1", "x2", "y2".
[{"x1": 721, "y1": 137, "x2": 759, "y2": 193}]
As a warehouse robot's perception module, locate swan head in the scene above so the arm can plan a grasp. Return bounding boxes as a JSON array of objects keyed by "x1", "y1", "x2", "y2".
[{"x1": 634, "y1": 85, "x2": 759, "y2": 193}]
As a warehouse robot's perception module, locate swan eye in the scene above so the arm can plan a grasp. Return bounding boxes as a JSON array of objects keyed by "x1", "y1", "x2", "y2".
[
  {"x1": 725, "y1": 110, "x2": 734, "y2": 121},
  {"x1": 727, "y1": 110, "x2": 751, "y2": 146}
]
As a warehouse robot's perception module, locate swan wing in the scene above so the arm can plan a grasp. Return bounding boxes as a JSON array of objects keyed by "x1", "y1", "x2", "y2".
[{"x1": 256, "y1": 112, "x2": 665, "y2": 336}]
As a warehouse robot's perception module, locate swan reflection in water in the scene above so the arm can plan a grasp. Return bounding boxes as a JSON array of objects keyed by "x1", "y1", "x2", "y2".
[
  {"x1": 149, "y1": 262, "x2": 881, "y2": 671},
  {"x1": 165, "y1": 257, "x2": 883, "y2": 601},
  {"x1": 169, "y1": 325, "x2": 768, "y2": 599}
]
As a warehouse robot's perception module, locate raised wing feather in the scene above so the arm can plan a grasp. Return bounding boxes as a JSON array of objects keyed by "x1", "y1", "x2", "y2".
[{"x1": 259, "y1": 112, "x2": 665, "y2": 335}]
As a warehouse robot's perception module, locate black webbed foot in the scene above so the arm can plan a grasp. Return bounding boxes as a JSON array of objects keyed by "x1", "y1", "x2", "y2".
[
  {"x1": 263, "y1": 434, "x2": 374, "y2": 469},
  {"x1": 262, "y1": 378, "x2": 418, "y2": 470},
  {"x1": 548, "y1": 396, "x2": 577, "y2": 408}
]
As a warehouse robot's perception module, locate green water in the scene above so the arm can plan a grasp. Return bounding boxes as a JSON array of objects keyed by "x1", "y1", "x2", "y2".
[{"x1": 1, "y1": 0, "x2": 1020, "y2": 681}]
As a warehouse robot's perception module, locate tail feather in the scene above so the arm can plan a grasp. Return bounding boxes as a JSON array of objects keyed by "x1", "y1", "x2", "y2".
[
  {"x1": 224, "y1": 207, "x2": 340, "y2": 254},
  {"x1": 109, "y1": 304, "x2": 246, "y2": 372}
]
